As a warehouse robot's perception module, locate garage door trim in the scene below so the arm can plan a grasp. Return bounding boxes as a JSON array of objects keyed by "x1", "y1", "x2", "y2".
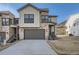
[{"x1": 24, "y1": 29, "x2": 45, "y2": 39}]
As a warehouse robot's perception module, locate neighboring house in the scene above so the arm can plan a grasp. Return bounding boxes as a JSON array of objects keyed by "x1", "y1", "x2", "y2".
[
  {"x1": 66, "y1": 13, "x2": 79, "y2": 36},
  {"x1": 56, "y1": 20, "x2": 66, "y2": 35},
  {"x1": 0, "y1": 11, "x2": 19, "y2": 44},
  {"x1": 18, "y1": 4, "x2": 57, "y2": 40}
]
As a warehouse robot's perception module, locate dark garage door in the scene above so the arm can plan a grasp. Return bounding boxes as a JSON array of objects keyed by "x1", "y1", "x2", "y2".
[
  {"x1": 0, "y1": 32, "x2": 5, "y2": 42},
  {"x1": 24, "y1": 29, "x2": 45, "y2": 39}
]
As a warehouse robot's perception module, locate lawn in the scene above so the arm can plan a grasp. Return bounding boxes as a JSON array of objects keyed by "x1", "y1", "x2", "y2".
[{"x1": 48, "y1": 36, "x2": 79, "y2": 55}]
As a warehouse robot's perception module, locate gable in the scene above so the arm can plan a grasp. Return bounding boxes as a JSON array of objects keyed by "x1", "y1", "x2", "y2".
[
  {"x1": 18, "y1": 3, "x2": 48, "y2": 13},
  {"x1": 66, "y1": 14, "x2": 79, "y2": 27},
  {"x1": 19, "y1": 6, "x2": 40, "y2": 15},
  {"x1": 18, "y1": 4, "x2": 40, "y2": 27},
  {"x1": 18, "y1": 4, "x2": 40, "y2": 12}
]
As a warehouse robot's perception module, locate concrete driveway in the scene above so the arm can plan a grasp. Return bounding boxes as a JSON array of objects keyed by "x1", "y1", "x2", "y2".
[{"x1": 0, "y1": 40, "x2": 57, "y2": 55}]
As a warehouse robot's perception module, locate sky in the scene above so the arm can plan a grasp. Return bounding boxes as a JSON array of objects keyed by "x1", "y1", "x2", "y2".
[{"x1": 0, "y1": 3, "x2": 79, "y2": 24}]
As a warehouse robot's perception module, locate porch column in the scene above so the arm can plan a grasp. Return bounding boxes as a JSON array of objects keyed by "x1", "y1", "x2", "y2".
[
  {"x1": 19, "y1": 28, "x2": 24, "y2": 40},
  {"x1": 3, "y1": 32, "x2": 9, "y2": 45},
  {"x1": 49, "y1": 25, "x2": 56, "y2": 40},
  {"x1": 0, "y1": 14, "x2": 2, "y2": 31}
]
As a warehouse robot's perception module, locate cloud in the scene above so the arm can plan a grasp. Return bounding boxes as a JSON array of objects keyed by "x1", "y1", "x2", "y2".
[{"x1": 0, "y1": 4, "x2": 19, "y2": 17}]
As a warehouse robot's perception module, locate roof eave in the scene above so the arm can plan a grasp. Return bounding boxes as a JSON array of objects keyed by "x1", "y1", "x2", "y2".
[
  {"x1": 49, "y1": 15, "x2": 58, "y2": 17},
  {"x1": 17, "y1": 3, "x2": 40, "y2": 12},
  {"x1": 17, "y1": 4, "x2": 49, "y2": 12}
]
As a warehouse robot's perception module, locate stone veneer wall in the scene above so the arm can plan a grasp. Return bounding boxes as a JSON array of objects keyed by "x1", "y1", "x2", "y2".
[{"x1": 40, "y1": 23, "x2": 49, "y2": 39}]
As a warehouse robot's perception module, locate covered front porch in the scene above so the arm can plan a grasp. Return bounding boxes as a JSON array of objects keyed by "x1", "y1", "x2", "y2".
[
  {"x1": 48, "y1": 24, "x2": 56, "y2": 40},
  {"x1": 6, "y1": 26, "x2": 19, "y2": 43}
]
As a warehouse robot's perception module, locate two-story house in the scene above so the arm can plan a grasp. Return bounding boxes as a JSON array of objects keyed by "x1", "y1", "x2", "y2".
[
  {"x1": 0, "y1": 4, "x2": 57, "y2": 45},
  {"x1": 0, "y1": 11, "x2": 18, "y2": 44},
  {"x1": 18, "y1": 4, "x2": 57, "y2": 40}
]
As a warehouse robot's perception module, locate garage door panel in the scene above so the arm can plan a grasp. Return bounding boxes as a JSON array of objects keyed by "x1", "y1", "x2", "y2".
[{"x1": 24, "y1": 29, "x2": 45, "y2": 39}]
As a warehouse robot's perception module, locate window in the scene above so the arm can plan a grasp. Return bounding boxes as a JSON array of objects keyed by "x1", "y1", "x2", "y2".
[
  {"x1": 6, "y1": 18, "x2": 9, "y2": 25},
  {"x1": 41, "y1": 15, "x2": 49, "y2": 22},
  {"x1": 2, "y1": 18, "x2": 9, "y2": 26},
  {"x1": 24, "y1": 14, "x2": 34, "y2": 23},
  {"x1": 49, "y1": 18, "x2": 51, "y2": 22},
  {"x1": 9, "y1": 19, "x2": 12, "y2": 25},
  {"x1": 14, "y1": 18, "x2": 18, "y2": 25},
  {"x1": 76, "y1": 21, "x2": 79, "y2": 26},
  {"x1": 42, "y1": 15, "x2": 49, "y2": 20},
  {"x1": 74, "y1": 18, "x2": 79, "y2": 26}
]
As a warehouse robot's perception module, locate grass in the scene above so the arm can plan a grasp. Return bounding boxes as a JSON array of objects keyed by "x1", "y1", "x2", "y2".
[{"x1": 48, "y1": 36, "x2": 79, "y2": 55}]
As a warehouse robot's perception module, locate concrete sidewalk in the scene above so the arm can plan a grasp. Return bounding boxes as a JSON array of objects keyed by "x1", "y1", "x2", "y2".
[{"x1": 0, "y1": 40, "x2": 57, "y2": 55}]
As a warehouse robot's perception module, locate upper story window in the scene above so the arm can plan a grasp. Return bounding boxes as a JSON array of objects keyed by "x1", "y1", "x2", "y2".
[
  {"x1": 14, "y1": 18, "x2": 18, "y2": 25},
  {"x1": 2, "y1": 18, "x2": 9, "y2": 26},
  {"x1": 73, "y1": 18, "x2": 79, "y2": 27},
  {"x1": 41, "y1": 15, "x2": 50, "y2": 22},
  {"x1": 24, "y1": 14, "x2": 34, "y2": 23},
  {"x1": 73, "y1": 22, "x2": 79, "y2": 27},
  {"x1": 41, "y1": 15, "x2": 49, "y2": 20},
  {"x1": 13, "y1": 18, "x2": 18, "y2": 25},
  {"x1": 9, "y1": 18, "x2": 18, "y2": 25}
]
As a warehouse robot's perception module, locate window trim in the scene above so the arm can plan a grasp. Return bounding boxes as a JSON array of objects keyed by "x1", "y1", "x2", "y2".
[
  {"x1": 24, "y1": 14, "x2": 34, "y2": 23},
  {"x1": 2, "y1": 18, "x2": 9, "y2": 26},
  {"x1": 41, "y1": 15, "x2": 49, "y2": 20},
  {"x1": 41, "y1": 15, "x2": 50, "y2": 23}
]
